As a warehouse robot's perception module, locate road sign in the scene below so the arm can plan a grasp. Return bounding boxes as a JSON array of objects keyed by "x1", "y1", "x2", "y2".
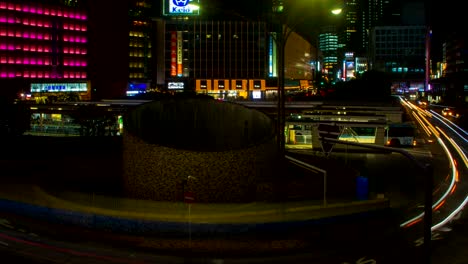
[
  {"x1": 317, "y1": 123, "x2": 341, "y2": 154},
  {"x1": 184, "y1": 191, "x2": 195, "y2": 204}
]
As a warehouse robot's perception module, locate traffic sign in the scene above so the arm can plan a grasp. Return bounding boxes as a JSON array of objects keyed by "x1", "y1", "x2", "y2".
[
  {"x1": 317, "y1": 123, "x2": 341, "y2": 154},
  {"x1": 184, "y1": 191, "x2": 195, "y2": 204}
]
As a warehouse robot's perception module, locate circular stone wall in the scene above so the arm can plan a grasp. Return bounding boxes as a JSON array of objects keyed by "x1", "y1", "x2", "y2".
[{"x1": 122, "y1": 98, "x2": 278, "y2": 202}]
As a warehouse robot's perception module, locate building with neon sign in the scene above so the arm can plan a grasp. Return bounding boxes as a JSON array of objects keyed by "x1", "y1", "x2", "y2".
[
  {"x1": 0, "y1": 0, "x2": 90, "y2": 100},
  {"x1": 157, "y1": 0, "x2": 314, "y2": 100}
]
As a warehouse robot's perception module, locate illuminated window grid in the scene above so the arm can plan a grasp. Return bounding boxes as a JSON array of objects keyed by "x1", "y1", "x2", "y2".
[{"x1": 0, "y1": 1, "x2": 87, "y2": 79}]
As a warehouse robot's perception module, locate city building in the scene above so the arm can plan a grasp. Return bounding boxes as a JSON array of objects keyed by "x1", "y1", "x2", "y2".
[
  {"x1": 126, "y1": 0, "x2": 154, "y2": 97},
  {"x1": 319, "y1": 25, "x2": 339, "y2": 84},
  {"x1": 430, "y1": 31, "x2": 468, "y2": 105},
  {"x1": 368, "y1": 25, "x2": 428, "y2": 94},
  {"x1": 154, "y1": 0, "x2": 315, "y2": 100},
  {"x1": 0, "y1": 0, "x2": 90, "y2": 101}
]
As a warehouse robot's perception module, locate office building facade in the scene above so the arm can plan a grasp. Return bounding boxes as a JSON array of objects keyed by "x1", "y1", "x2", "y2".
[
  {"x1": 0, "y1": 0, "x2": 90, "y2": 101},
  {"x1": 369, "y1": 25, "x2": 428, "y2": 93},
  {"x1": 157, "y1": 0, "x2": 314, "y2": 100}
]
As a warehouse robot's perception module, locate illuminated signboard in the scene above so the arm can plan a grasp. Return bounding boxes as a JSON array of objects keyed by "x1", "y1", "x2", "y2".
[
  {"x1": 163, "y1": 0, "x2": 200, "y2": 16},
  {"x1": 252, "y1": 91, "x2": 262, "y2": 99},
  {"x1": 30, "y1": 82, "x2": 88, "y2": 93},
  {"x1": 168, "y1": 82, "x2": 184, "y2": 89}
]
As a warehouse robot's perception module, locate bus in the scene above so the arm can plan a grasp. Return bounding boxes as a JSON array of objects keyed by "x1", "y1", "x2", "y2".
[{"x1": 385, "y1": 123, "x2": 417, "y2": 147}]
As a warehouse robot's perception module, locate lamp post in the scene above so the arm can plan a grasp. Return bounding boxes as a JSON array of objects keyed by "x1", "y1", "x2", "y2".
[{"x1": 271, "y1": 3, "x2": 342, "y2": 156}]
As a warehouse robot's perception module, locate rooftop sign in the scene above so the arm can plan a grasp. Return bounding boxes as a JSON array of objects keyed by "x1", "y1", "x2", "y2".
[{"x1": 163, "y1": 0, "x2": 200, "y2": 16}]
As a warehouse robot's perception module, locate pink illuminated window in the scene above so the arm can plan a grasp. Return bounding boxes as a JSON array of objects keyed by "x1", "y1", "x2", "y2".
[
  {"x1": 15, "y1": 30, "x2": 21, "y2": 37},
  {"x1": 7, "y1": 29, "x2": 13, "y2": 37},
  {"x1": 0, "y1": 17, "x2": 6, "y2": 23},
  {"x1": 0, "y1": 3, "x2": 6, "y2": 9},
  {"x1": 37, "y1": 71, "x2": 43, "y2": 78},
  {"x1": 63, "y1": 47, "x2": 69, "y2": 54},
  {"x1": 57, "y1": 10, "x2": 62, "y2": 17},
  {"x1": 44, "y1": 8, "x2": 49, "y2": 15},
  {"x1": 15, "y1": 58, "x2": 21, "y2": 64},
  {"x1": 63, "y1": 36, "x2": 68, "y2": 42},
  {"x1": 44, "y1": 21, "x2": 50, "y2": 27},
  {"x1": 30, "y1": 32, "x2": 36, "y2": 39},
  {"x1": 22, "y1": 17, "x2": 29, "y2": 25},
  {"x1": 30, "y1": 18, "x2": 36, "y2": 26},
  {"x1": 7, "y1": 44, "x2": 13, "y2": 50},
  {"x1": 81, "y1": 72, "x2": 86, "y2": 78},
  {"x1": 1, "y1": 56, "x2": 6, "y2": 63},
  {"x1": 50, "y1": 9, "x2": 56, "y2": 16},
  {"x1": 0, "y1": 72, "x2": 7, "y2": 78},
  {"x1": 30, "y1": 58, "x2": 36, "y2": 65},
  {"x1": 23, "y1": 71, "x2": 29, "y2": 78},
  {"x1": 0, "y1": 29, "x2": 6, "y2": 36},
  {"x1": 44, "y1": 33, "x2": 50, "y2": 40},
  {"x1": 44, "y1": 46, "x2": 50, "y2": 52},
  {"x1": 37, "y1": 19, "x2": 43, "y2": 27},
  {"x1": 30, "y1": 71, "x2": 36, "y2": 78},
  {"x1": 15, "y1": 72, "x2": 21, "y2": 77},
  {"x1": 30, "y1": 7, "x2": 36, "y2": 14},
  {"x1": 22, "y1": 5, "x2": 29, "y2": 12},
  {"x1": 7, "y1": 3, "x2": 13, "y2": 10},
  {"x1": 63, "y1": 59, "x2": 68, "y2": 66},
  {"x1": 37, "y1": 46, "x2": 43, "y2": 52},
  {"x1": 15, "y1": 4, "x2": 20, "y2": 11},
  {"x1": 44, "y1": 72, "x2": 49, "y2": 78},
  {"x1": 81, "y1": 25, "x2": 87, "y2": 31},
  {"x1": 23, "y1": 58, "x2": 29, "y2": 64},
  {"x1": 7, "y1": 57, "x2": 13, "y2": 64},
  {"x1": 37, "y1": 33, "x2": 43, "y2": 40},
  {"x1": 37, "y1": 6, "x2": 43, "y2": 15},
  {"x1": 23, "y1": 44, "x2": 29, "y2": 51},
  {"x1": 22, "y1": 32, "x2": 29, "y2": 38},
  {"x1": 30, "y1": 45, "x2": 36, "y2": 52},
  {"x1": 63, "y1": 72, "x2": 68, "y2": 78},
  {"x1": 63, "y1": 23, "x2": 68, "y2": 30}
]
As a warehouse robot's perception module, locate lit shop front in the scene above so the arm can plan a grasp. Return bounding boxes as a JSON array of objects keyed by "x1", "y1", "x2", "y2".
[
  {"x1": 194, "y1": 79, "x2": 266, "y2": 100},
  {"x1": 30, "y1": 82, "x2": 91, "y2": 101}
]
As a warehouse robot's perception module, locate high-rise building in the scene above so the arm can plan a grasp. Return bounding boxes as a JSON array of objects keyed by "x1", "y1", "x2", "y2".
[
  {"x1": 0, "y1": 0, "x2": 89, "y2": 101},
  {"x1": 126, "y1": 0, "x2": 154, "y2": 96},
  {"x1": 369, "y1": 25, "x2": 427, "y2": 93},
  {"x1": 319, "y1": 25, "x2": 339, "y2": 84}
]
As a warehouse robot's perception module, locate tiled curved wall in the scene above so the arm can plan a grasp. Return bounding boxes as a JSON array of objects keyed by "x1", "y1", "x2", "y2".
[{"x1": 122, "y1": 99, "x2": 278, "y2": 202}]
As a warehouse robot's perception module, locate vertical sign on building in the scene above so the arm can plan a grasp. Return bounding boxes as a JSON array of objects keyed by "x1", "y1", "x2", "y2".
[
  {"x1": 177, "y1": 31, "x2": 183, "y2": 77},
  {"x1": 171, "y1": 31, "x2": 177, "y2": 76},
  {"x1": 269, "y1": 33, "x2": 277, "y2": 77}
]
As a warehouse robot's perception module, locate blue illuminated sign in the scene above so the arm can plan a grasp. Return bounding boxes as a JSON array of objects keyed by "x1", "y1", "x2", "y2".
[{"x1": 165, "y1": 0, "x2": 200, "y2": 16}]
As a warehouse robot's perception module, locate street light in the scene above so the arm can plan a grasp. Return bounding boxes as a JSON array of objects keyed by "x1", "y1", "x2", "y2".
[{"x1": 271, "y1": 2, "x2": 342, "y2": 156}]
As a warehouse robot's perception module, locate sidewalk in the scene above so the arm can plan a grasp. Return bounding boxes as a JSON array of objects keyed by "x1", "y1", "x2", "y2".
[{"x1": 0, "y1": 183, "x2": 390, "y2": 225}]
